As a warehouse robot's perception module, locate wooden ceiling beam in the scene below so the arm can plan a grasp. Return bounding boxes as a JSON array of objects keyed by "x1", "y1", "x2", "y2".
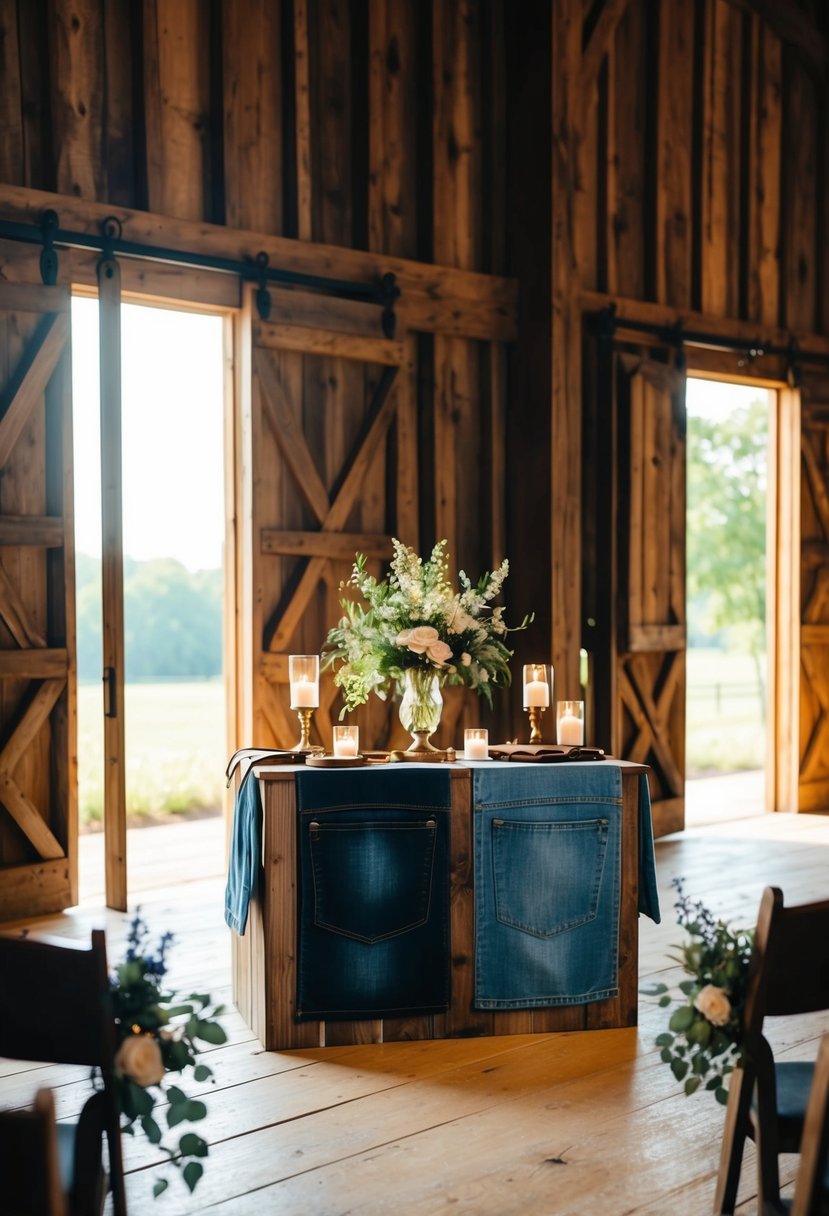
[{"x1": 0, "y1": 185, "x2": 518, "y2": 342}]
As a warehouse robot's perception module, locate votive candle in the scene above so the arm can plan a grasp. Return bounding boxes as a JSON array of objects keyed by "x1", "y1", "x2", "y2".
[
  {"x1": 556, "y1": 700, "x2": 585, "y2": 745},
  {"x1": 333, "y1": 725, "x2": 359, "y2": 757},
  {"x1": 464, "y1": 728, "x2": 489, "y2": 759}
]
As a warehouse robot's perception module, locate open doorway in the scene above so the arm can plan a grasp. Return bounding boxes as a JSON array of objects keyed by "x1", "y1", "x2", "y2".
[
  {"x1": 71, "y1": 298, "x2": 228, "y2": 902},
  {"x1": 685, "y1": 377, "x2": 774, "y2": 826}
]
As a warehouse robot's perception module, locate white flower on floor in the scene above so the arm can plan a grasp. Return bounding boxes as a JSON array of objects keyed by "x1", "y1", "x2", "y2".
[
  {"x1": 115, "y1": 1033, "x2": 165, "y2": 1087},
  {"x1": 694, "y1": 984, "x2": 732, "y2": 1027}
]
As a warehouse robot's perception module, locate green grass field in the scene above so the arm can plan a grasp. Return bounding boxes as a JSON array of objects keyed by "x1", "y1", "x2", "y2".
[
  {"x1": 78, "y1": 680, "x2": 225, "y2": 826},
  {"x1": 686, "y1": 647, "x2": 766, "y2": 775}
]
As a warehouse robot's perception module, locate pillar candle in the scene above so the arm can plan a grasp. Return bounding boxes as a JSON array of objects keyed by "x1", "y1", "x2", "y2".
[
  {"x1": 291, "y1": 678, "x2": 318, "y2": 708},
  {"x1": 557, "y1": 714, "x2": 584, "y2": 745},
  {"x1": 524, "y1": 679, "x2": 550, "y2": 708}
]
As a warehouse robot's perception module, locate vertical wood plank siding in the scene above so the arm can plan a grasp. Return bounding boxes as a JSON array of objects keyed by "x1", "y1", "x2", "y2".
[{"x1": 0, "y1": 0, "x2": 826, "y2": 752}]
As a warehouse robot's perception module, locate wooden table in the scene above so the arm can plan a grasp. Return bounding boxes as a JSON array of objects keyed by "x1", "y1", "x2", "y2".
[{"x1": 232, "y1": 761, "x2": 649, "y2": 1050}]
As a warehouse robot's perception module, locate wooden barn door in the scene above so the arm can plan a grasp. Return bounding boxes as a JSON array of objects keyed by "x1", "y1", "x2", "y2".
[
  {"x1": 797, "y1": 377, "x2": 829, "y2": 812},
  {"x1": 237, "y1": 293, "x2": 419, "y2": 754},
  {"x1": 585, "y1": 343, "x2": 687, "y2": 837},
  {"x1": 0, "y1": 281, "x2": 77, "y2": 920}
]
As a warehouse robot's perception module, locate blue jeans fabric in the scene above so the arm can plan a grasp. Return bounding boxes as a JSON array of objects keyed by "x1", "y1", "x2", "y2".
[
  {"x1": 472, "y1": 762, "x2": 658, "y2": 1009},
  {"x1": 296, "y1": 767, "x2": 452, "y2": 1021},
  {"x1": 224, "y1": 768, "x2": 262, "y2": 936}
]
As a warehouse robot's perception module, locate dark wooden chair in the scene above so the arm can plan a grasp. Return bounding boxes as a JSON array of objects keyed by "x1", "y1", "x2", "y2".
[
  {"x1": 0, "y1": 930, "x2": 127, "y2": 1216},
  {"x1": 714, "y1": 887, "x2": 829, "y2": 1215},
  {"x1": 791, "y1": 1033, "x2": 829, "y2": 1216},
  {"x1": 0, "y1": 1088, "x2": 69, "y2": 1216}
]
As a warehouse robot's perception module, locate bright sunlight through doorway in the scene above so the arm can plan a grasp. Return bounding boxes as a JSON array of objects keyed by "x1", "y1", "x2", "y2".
[
  {"x1": 71, "y1": 299, "x2": 226, "y2": 898},
  {"x1": 685, "y1": 377, "x2": 773, "y2": 826}
]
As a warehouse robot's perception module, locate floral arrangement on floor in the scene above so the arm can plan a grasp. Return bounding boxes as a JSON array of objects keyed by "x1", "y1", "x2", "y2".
[
  {"x1": 108, "y1": 912, "x2": 227, "y2": 1197},
  {"x1": 322, "y1": 538, "x2": 531, "y2": 714},
  {"x1": 640, "y1": 878, "x2": 755, "y2": 1103}
]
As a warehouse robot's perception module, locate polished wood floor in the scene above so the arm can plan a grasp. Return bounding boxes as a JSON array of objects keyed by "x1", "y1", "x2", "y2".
[{"x1": 2, "y1": 805, "x2": 828, "y2": 1215}]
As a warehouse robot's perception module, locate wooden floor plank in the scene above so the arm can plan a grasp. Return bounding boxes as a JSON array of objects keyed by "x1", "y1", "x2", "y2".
[{"x1": 0, "y1": 809, "x2": 827, "y2": 1214}]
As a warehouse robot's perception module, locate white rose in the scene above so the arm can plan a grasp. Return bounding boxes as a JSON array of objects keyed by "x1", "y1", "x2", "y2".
[
  {"x1": 398, "y1": 625, "x2": 440, "y2": 654},
  {"x1": 693, "y1": 984, "x2": 731, "y2": 1027},
  {"x1": 427, "y1": 640, "x2": 453, "y2": 664},
  {"x1": 460, "y1": 652, "x2": 472, "y2": 666},
  {"x1": 115, "y1": 1033, "x2": 165, "y2": 1087}
]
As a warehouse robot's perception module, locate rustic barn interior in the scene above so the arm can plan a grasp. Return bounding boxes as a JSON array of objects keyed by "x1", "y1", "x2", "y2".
[{"x1": 1, "y1": 0, "x2": 829, "y2": 1212}]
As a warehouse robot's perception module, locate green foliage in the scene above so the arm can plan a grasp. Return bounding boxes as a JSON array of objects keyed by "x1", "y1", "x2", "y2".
[
  {"x1": 76, "y1": 555, "x2": 222, "y2": 682},
  {"x1": 686, "y1": 401, "x2": 767, "y2": 656},
  {"x1": 107, "y1": 912, "x2": 226, "y2": 1198},
  {"x1": 640, "y1": 878, "x2": 754, "y2": 1102}
]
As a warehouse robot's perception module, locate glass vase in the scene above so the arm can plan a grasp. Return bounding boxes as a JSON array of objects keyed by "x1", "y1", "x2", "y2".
[{"x1": 398, "y1": 667, "x2": 443, "y2": 754}]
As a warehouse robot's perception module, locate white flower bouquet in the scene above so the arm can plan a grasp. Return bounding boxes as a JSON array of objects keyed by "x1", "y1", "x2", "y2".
[
  {"x1": 641, "y1": 878, "x2": 754, "y2": 1103},
  {"x1": 323, "y1": 538, "x2": 531, "y2": 715},
  {"x1": 108, "y1": 912, "x2": 226, "y2": 1196}
]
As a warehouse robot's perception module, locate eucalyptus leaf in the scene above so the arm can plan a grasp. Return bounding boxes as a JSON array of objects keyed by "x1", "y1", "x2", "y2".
[
  {"x1": 715, "y1": 1086, "x2": 730, "y2": 1105},
  {"x1": 153, "y1": 1179, "x2": 169, "y2": 1199},
  {"x1": 141, "y1": 1114, "x2": 163, "y2": 1145},
  {"x1": 195, "y1": 1020, "x2": 227, "y2": 1046},
  {"x1": 167, "y1": 1085, "x2": 187, "y2": 1106},
  {"x1": 179, "y1": 1132, "x2": 209, "y2": 1158},
  {"x1": 688, "y1": 1020, "x2": 712, "y2": 1048},
  {"x1": 183, "y1": 1162, "x2": 204, "y2": 1193},
  {"x1": 658, "y1": 995, "x2": 671, "y2": 1008},
  {"x1": 193, "y1": 1064, "x2": 212, "y2": 1083},
  {"x1": 669, "y1": 1005, "x2": 696, "y2": 1034},
  {"x1": 671, "y1": 1057, "x2": 689, "y2": 1082},
  {"x1": 660, "y1": 1047, "x2": 673, "y2": 1064},
  {"x1": 184, "y1": 1100, "x2": 208, "y2": 1122},
  {"x1": 639, "y1": 982, "x2": 668, "y2": 996},
  {"x1": 655, "y1": 1033, "x2": 674, "y2": 1047},
  {"x1": 684, "y1": 1076, "x2": 701, "y2": 1095}
]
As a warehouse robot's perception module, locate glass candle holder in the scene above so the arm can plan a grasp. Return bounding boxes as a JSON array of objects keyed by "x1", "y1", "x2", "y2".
[
  {"x1": 289, "y1": 654, "x2": 319, "y2": 708},
  {"x1": 522, "y1": 663, "x2": 551, "y2": 708},
  {"x1": 556, "y1": 700, "x2": 585, "y2": 745},
  {"x1": 464, "y1": 727, "x2": 489, "y2": 759},
  {"x1": 333, "y1": 724, "x2": 360, "y2": 758}
]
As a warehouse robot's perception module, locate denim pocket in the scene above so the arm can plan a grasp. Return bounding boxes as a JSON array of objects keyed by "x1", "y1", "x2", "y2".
[
  {"x1": 309, "y1": 818, "x2": 438, "y2": 944},
  {"x1": 492, "y1": 817, "x2": 610, "y2": 938}
]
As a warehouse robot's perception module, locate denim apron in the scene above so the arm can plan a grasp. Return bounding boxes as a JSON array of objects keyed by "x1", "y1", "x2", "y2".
[
  {"x1": 473, "y1": 762, "x2": 628, "y2": 1009},
  {"x1": 296, "y1": 767, "x2": 452, "y2": 1021}
]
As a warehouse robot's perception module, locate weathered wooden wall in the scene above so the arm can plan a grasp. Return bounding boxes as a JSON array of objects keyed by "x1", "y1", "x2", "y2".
[{"x1": 0, "y1": 0, "x2": 827, "y2": 757}]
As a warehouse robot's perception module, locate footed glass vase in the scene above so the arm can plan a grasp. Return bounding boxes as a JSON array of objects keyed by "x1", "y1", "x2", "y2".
[{"x1": 398, "y1": 667, "x2": 443, "y2": 754}]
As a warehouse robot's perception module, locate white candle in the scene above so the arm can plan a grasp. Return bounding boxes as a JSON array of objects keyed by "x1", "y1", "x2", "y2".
[
  {"x1": 465, "y1": 737, "x2": 488, "y2": 759},
  {"x1": 291, "y1": 677, "x2": 318, "y2": 708},
  {"x1": 333, "y1": 725, "x2": 359, "y2": 757},
  {"x1": 557, "y1": 714, "x2": 583, "y2": 745},
  {"x1": 524, "y1": 679, "x2": 550, "y2": 708},
  {"x1": 333, "y1": 736, "x2": 358, "y2": 757}
]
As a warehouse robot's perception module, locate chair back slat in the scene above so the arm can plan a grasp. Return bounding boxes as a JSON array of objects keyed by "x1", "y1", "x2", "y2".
[
  {"x1": 791, "y1": 1033, "x2": 829, "y2": 1216},
  {"x1": 0, "y1": 930, "x2": 127, "y2": 1216},
  {"x1": 0, "y1": 1088, "x2": 69, "y2": 1216},
  {"x1": 756, "y1": 893, "x2": 829, "y2": 1020},
  {"x1": 0, "y1": 931, "x2": 115, "y2": 1068}
]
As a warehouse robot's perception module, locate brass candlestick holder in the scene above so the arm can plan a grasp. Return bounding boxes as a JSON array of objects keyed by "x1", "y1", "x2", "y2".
[
  {"x1": 526, "y1": 705, "x2": 545, "y2": 744},
  {"x1": 290, "y1": 707, "x2": 322, "y2": 754}
]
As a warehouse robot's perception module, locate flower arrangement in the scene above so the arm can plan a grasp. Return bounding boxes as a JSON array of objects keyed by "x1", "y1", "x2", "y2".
[
  {"x1": 108, "y1": 912, "x2": 227, "y2": 1197},
  {"x1": 641, "y1": 878, "x2": 755, "y2": 1103},
  {"x1": 323, "y1": 538, "x2": 531, "y2": 714}
]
